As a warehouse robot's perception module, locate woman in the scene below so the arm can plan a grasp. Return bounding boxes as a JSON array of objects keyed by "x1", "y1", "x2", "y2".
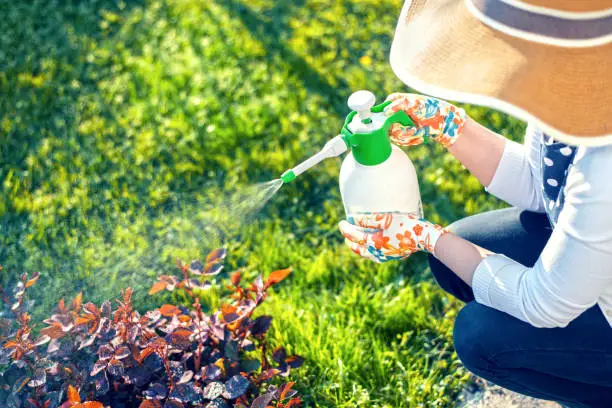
[{"x1": 339, "y1": 1, "x2": 612, "y2": 407}]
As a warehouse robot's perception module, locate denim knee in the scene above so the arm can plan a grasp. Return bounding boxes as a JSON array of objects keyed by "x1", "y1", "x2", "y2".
[{"x1": 453, "y1": 302, "x2": 494, "y2": 374}]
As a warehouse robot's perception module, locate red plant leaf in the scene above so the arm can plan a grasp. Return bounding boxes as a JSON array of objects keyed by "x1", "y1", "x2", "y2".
[
  {"x1": 265, "y1": 268, "x2": 292, "y2": 288},
  {"x1": 170, "y1": 330, "x2": 193, "y2": 348},
  {"x1": 159, "y1": 275, "x2": 178, "y2": 290},
  {"x1": 285, "y1": 355, "x2": 305, "y2": 369},
  {"x1": 34, "y1": 335, "x2": 51, "y2": 346},
  {"x1": 188, "y1": 260, "x2": 204, "y2": 275},
  {"x1": 250, "y1": 315, "x2": 273, "y2": 336},
  {"x1": 172, "y1": 329, "x2": 192, "y2": 338},
  {"x1": 67, "y1": 385, "x2": 81, "y2": 403},
  {"x1": 3, "y1": 340, "x2": 18, "y2": 349},
  {"x1": 40, "y1": 323, "x2": 65, "y2": 339},
  {"x1": 57, "y1": 298, "x2": 67, "y2": 313},
  {"x1": 72, "y1": 293, "x2": 83, "y2": 311},
  {"x1": 284, "y1": 397, "x2": 303, "y2": 408},
  {"x1": 204, "y1": 263, "x2": 223, "y2": 276},
  {"x1": 159, "y1": 304, "x2": 181, "y2": 317},
  {"x1": 83, "y1": 303, "x2": 99, "y2": 316},
  {"x1": 206, "y1": 248, "x2": 227, "y2": 264},
  {"x1": 14, "y1": 375, "x2": 30, "y2": 393},
  {"x1": 221, "y1": 304, "x2": 237, "y2": 316},
  {"x1": 279, "y1": 382, "x2": 295, "y2": 401},
  {"x1": 222, "y1": 374, "x2": 250, "y2": 399},
  {"x1": 139, "y1": 401, "x2": 162, "y2": 408},
  {"x1": 74, "y1": 316, "x2": 92, "y2": 326},
  {"x1": 107, "y1": 358, "x2": 124, "y2": 376},
  {"x1": 250, "y1": 275, "x2": 265, "y2": 293},
  {"x1": 98, "y1": 344, "x2": 114, "y2": 360},
  {"x1": 221, "y1": 304, "x2": 240, "y2": 323},
  {"x1": 101, "y1": 301, "x2": 111, "y2": 318},
  {"x1": 250, "y1": 392, "x2": 276, "y2": 408},
  {"x1": 230, "y1": 271, "x2": 241, "y2": 287},
  {"x1": 190, "y1": 278, "x2": 205, "y2": 289},
  {"x1": 115, "y1": 346, "x2": 131, "y2": 360},
  {"x1": 226, "y1": 320, "x2": 242, "y2": 331},
  {"x1": 149, "y1": 281, "x2": 167, "y2": 295},
  {"x1": 25, "y1": 272, "x2": 40, "y2": 288},
  {"x1": 90, "y1": 361, "x2": 106, "y2": 377},
  {"x1": 177, "y1": 370, "x2": 194, "y2": 384},
  {"x1": 272, "y1": 347, "x2": 287, "y2": 363},
  {"x1": 257, "y1": 368, "x2": 281, "y2": 382},
  {"x1": 123, "y1": 288, "x2": 134, "y2": 304},
  {"x1": 79, "y1": 403, "x2": 105, "y2": 408},
  {"x1": 137, "y1": 347, "x2": 154, "y2": 363},
  {"x1": 177, "y1": 315, "x2": 192, "y2": 323},
  {"x1": 28, "y1": 368, "x2": 46, "y2": 388}
]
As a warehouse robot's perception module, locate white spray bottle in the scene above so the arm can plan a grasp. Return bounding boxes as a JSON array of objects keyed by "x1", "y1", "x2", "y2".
[{"x1": 281, "y1": 90, "x2": 423, "y2": 218}]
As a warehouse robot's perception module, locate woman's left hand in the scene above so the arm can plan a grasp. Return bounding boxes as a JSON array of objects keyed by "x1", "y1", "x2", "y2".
[
  {"x1": 339, "y1": 213, "x2": 448, "y2": 263},
  {"x1": 384, "y1": 93, "x2": 467, "y2": 148}
]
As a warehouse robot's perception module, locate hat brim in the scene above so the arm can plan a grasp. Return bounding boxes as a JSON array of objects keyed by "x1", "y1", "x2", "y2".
[{"x1": 389, "y1": 0, "x2": 612, "y2": 145}]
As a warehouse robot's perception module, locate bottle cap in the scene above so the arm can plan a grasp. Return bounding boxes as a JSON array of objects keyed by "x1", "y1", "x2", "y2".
[{"x1": 347, "y1": 90, "x2": 376, "y2": 124}]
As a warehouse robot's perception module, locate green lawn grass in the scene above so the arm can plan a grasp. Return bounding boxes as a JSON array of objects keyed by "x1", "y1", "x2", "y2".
[{"x1": 0, "y1": 0, "x2": 526, "y2": 406}]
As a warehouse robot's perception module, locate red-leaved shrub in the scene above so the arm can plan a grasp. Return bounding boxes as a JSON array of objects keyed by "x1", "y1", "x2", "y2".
[{"x1": 0, "y1": 249, "x2": 303, "y2": 408}]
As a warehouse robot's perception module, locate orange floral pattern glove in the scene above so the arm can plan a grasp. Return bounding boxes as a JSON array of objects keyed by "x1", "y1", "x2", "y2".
[
  {"x1": 384, "y1": 93, "x2": 467, "y2": 148},
  {"x1": 339, "y1": 213, "x2": 448, "y2": 263}
]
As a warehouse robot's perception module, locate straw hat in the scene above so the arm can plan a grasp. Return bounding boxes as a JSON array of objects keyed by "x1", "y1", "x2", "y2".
[{"x1": 389, "y1": 0, "x2": 612, "y2": 145}]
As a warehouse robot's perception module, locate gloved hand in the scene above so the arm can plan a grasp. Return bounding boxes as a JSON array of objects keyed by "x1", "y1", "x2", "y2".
[
  {"x1": 384, "y1": 93, "x2": 467, "y2": 148},
  {"x1": 339, "y1": 213, "x2": 448, "y2": 263}
]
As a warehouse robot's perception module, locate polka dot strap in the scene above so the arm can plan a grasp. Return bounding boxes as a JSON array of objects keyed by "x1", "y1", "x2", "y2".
[{"x1": 541, "y1": 134, "x2": 576, "y2": 226}]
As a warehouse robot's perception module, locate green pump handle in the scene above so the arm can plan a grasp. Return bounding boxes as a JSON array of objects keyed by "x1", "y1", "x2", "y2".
[{"x1": 339, "y1": 100, "x2": 414, "y2": 166}]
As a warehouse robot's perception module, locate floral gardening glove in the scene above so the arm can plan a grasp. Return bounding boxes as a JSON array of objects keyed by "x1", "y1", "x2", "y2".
[
  {"x1": 384, "y1": 93, "x2": 467, "y2": 148},
  {"x1": 338, "y1": 213, "x2": 448, "y2": 263}
]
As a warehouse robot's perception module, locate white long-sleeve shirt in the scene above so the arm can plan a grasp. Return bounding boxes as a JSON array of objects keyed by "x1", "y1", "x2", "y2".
[{"x1": 472, "y1": 124, "x2": 612, "y2": 328}]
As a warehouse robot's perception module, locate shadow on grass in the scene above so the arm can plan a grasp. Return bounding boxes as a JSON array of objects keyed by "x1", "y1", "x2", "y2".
[
  {"x1": 0, "y1": 0, "x2": 143, "y2": 166},
  {"x1": 218, "y1": 0, "x2": 353, "y2": 118}
]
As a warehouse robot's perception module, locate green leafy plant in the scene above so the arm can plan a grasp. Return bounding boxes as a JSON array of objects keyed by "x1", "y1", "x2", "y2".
[{"x1": 0, "y1": 250, "x2": 303, "y2": 408}]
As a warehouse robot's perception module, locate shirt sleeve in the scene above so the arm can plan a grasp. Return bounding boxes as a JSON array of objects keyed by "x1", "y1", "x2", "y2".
[
  {"x1": 472, "y1": 144, "x2": 612, "y2": 328},
  {"x1": 486, "y1": 123, "x2": 546, "y2": 212}
]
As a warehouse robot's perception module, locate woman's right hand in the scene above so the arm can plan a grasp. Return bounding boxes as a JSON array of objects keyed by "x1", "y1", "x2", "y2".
[{"x1": 384, "y1": 93, "x2": 467, "y2": 148}]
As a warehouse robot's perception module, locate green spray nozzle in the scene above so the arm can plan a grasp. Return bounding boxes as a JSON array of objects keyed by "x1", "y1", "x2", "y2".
[
  {"x1": 281, "y1": 170, "x2": 296, "y2": 183},
  {"x1": 279, "y1": 90, "x2": 415, "y2": 182}
]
